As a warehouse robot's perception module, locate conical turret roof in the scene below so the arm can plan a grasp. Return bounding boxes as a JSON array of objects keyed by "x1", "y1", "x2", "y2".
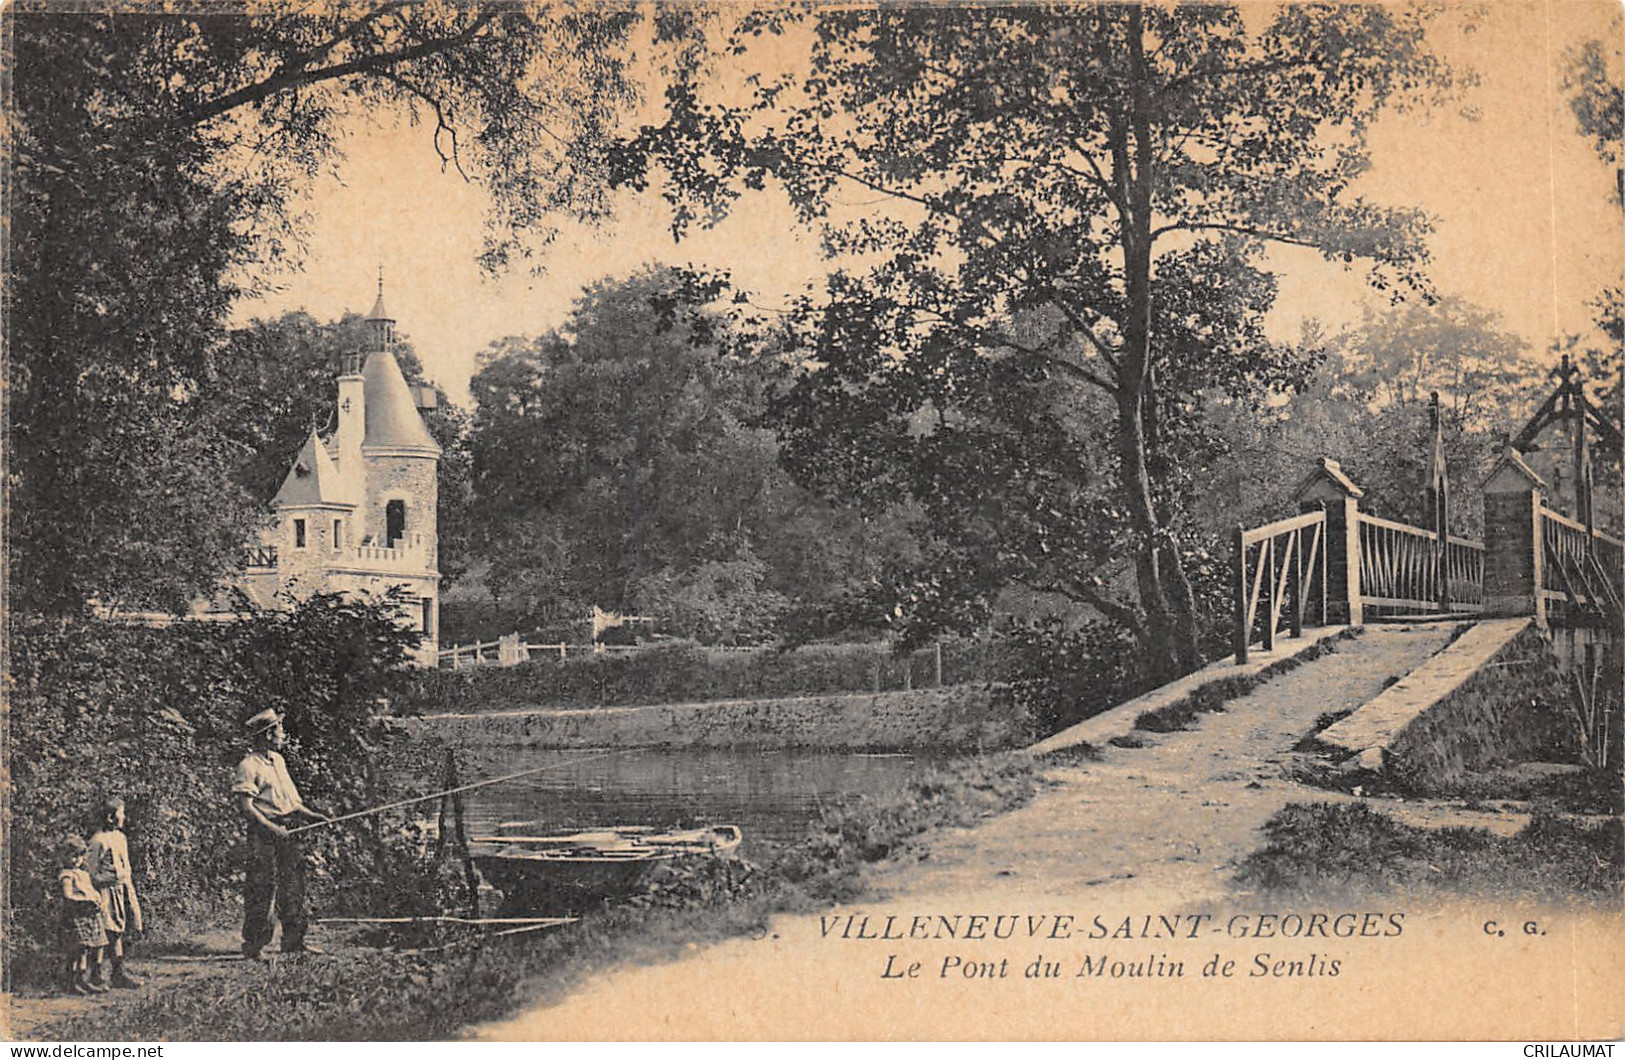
[
  {"x1": 273, "y1": 430, "x2": 354, "y2": 508},
  {"x1": 362, "y1": 350, "x2": 441, "y2": 455}
]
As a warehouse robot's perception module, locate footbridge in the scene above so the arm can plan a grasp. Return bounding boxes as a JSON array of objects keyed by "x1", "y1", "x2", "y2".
[{"x1": 1039, "y1": 362, "x2": 1623, "y2": 782}]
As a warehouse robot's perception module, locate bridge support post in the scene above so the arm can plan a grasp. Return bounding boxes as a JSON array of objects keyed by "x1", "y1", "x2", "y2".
[
  {"x1": 1233, "y1": 524, "x2": 1249, "y2": 664},
  {"x1": 1291, "y1": 458, "x2": 1364, "y2": 629},
  {"x1": 1482, "y1": 450, "x2": 1547, "y2": 623}
]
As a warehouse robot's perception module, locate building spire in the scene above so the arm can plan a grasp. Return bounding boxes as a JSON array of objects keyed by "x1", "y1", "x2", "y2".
[{"x1": 366, "y1": 267, "x2": 394, "y2": 352}]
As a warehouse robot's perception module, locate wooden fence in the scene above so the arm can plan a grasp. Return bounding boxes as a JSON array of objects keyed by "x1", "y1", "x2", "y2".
[
  {"x1": 436, "y1": 635, "x2": 964, "y2": 691},
  {"x1": 438, "y1": 634, "x2": 643, "y2": 669},
  {"x1": 1233, "y1": 509, "x2": 1326, "y2": 664}
]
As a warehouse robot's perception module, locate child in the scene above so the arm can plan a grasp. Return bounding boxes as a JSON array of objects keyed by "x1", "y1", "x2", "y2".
[
  {"x1": 57, "y1": 834, "x2": 108, "y2": 996},
  {"x1": 86, "y1": 797, "x2": 145, "y2": 988}
]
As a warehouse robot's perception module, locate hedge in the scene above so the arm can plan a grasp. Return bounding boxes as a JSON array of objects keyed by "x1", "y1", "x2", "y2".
[
  {"x1": 397, "y1": 637, "x2": 1017, "y2": 715},
  {"x1": 3, "y1": 595, "x2": 449, "y2": 986}
]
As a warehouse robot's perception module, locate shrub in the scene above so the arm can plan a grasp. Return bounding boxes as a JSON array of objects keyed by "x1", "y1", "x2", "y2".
[
  {"x1": 996, "y1": 619, "x2": 1146, "y2": 739},
  {"x1": 3, "y1": 593, "x2": 439, "y2": 985},
  {"x1": 1236, "y1": 801, "x2": 1624, "y2": 901},
  {"x1": 398, "y1": 636, "x2": 1014, "y2": 715}
]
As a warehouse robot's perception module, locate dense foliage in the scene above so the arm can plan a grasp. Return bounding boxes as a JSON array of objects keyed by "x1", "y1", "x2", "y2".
[
  {"x1": 3, "y1": 595, "x2": 435, "y2": 983},
  {"x1": 616, "y1": 4, "x2": 1469, "y2": 679},
  {"x1": 464, "y1": 267, "x2": 921, "y2": 641},
  {"x1": 997, "y1": 621, "x2": 1147, "y2": 738},
  {"x1": 1562, "y1": 38, "x2": 1625, "y2": 495},
  {"x1": 5, "y1": 3, "x2": 661, "y2": 614},
  {"x1": 1204, "y1": 298, "x2": 1547, "y2": 540}
]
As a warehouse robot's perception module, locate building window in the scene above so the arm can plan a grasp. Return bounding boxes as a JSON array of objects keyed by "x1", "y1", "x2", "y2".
[
  {"x1": 293, "y1": 519, "x2": 307, "y2": 549},
  {"x1": 386, "y1": 499, "x2": 406, "y2": 548},
  {"x1": 421, "y1": 598, "x2": 435, "y2": 637},
  {"x1": 333, "y1": 519, "x2": 343, "y2": 551}
]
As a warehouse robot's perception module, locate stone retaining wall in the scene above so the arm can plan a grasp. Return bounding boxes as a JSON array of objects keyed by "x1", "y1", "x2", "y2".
[
  {"x1": 398, "y1": 684, "x2": 1017, "y2": 753},
  {"x1": 1320, "y1": 618, "x2": 1575, "y2": 788}
]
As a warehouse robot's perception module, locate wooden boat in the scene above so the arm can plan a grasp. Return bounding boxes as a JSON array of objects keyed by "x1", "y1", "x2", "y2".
[{"x1": 470, "y1": 825, "x2": 743, "y2": 913}]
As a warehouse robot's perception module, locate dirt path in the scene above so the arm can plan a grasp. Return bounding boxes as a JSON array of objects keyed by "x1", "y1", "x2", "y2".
[
  {"x1": 3, "y1": 927, "x2": 256, "y2": 1039},
  {"x1": 471, "y1": 624, "x2": 1459, "y2": 1040}
]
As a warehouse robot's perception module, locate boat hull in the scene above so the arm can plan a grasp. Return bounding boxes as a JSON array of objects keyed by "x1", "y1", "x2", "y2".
[{"x1": 471, "y1": 825, "x2": 742, "y2": 915}]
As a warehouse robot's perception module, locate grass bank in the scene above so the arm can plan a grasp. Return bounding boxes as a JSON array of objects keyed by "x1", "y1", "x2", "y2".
[
  {"x1": 1236, "y1": 801, "x2": 1623, "y2": 903},
  {"x1": 11, "y1": 755, "x2": 1040, "y2": 1041}
]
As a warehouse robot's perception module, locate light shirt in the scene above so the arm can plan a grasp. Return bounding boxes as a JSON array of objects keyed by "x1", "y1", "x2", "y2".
[
  {"x1": 86, "y1": 829, "x2": 132, "y2": 886},
  {"x1": 232, "y1": 749, "x2": 303, "y2": 816}
]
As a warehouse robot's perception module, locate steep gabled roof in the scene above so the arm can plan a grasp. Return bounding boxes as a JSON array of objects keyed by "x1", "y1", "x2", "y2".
[
  {"x1": 273, "y1": 430, "x2": 355, "y2": 509},
  {"x1": 1291, "y1": 457, "x2": 1365, "y2": 503},
  {"x1": 362, "y1": 350, "x2": 441, "y2": 455},
  {"x1": 1484, "y1": 448, "x2": 1548, "y2": 493}
]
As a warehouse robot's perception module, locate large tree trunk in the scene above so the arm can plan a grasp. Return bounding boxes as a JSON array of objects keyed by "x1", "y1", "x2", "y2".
[
  {"x1": 1115, "y1": 377, "x2": 1200, "y2": 683},
  {"x1": 1113, "y1": 5, "x2": 1204, "y2": 683}
]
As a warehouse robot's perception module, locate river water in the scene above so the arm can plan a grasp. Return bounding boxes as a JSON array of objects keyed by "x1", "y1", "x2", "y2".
[{"x1": 454, "y1": 746, "x2": 944, "y2": 856}]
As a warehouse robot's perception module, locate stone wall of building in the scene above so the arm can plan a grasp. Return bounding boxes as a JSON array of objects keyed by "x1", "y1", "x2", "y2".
[
  {"x1": 362, "y1": 455, "x2": 438, "y2": 553},
  {"x1": 274, "y1": 508, "x2": 348, "y2": 596},
  {"x1": 1482, "y1": 490, "x2": 1539, "y2": 616}
]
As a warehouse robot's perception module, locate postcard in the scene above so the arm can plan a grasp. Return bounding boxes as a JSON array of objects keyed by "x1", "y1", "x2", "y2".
[{"x1": 3, "y1": 0, "x2": 1621, "y2": 1044}]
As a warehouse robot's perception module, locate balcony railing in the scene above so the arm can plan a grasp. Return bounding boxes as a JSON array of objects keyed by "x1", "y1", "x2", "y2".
[
  {"x1": 242, "y1": 546, "x2": 278, "y2": 569},
  {"x1": 348, "y1": 532, "x2": 435, "y2": 572}
]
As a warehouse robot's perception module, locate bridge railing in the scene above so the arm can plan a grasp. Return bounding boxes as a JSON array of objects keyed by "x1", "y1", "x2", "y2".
[
  {"x1": 1356, "y1": 514, "x2": 1485, "y2": 616},
  {"x1": 1445, "y1": 536, "x2": 1487, "y2": 609},
  {"x1": 1233, "y1": 509, "x2": 1326, "y2": 664},
  {"x1": 1235, "y1": 457, "x2": 1495, "y2": 663},
  {"x1": 1539, "y1": 507, "x2": 1625, "y2": 623}
]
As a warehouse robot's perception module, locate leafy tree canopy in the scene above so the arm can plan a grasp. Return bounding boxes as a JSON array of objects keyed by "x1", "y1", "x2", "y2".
[
  {"x1": 7, "y1": 2, "x2": 673, "y2": 613},
  {"x1": 615, "y1": 4, "x2": 1467, "y2": 674},
  {"x1": 465, "y1": 266, "x2": 920, "y2": 642},
  {"x1": 1563, "y1": 38, "x2": 1624, "y2": 424}
]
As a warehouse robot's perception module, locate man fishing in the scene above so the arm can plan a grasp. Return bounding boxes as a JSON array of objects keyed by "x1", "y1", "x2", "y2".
[{"x1": 234, "y1": 709, "x2": 332, "y2": 958}]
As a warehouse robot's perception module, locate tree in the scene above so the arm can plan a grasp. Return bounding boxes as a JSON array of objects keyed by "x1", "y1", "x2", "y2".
[
  {"x1": 1565, "y1": 39, "x2": 1624, "y2": 210},
  {"x1": 1206, "y1": 300, "x2": 1544, "y2": 544},
  {"x1": 617, "y1": 5, "x2": 1466, "y2": 678},
  {"x1": 1564, "y1": 39, "x2": 1624, "y2": 426},
  {"x1": 465, "y1": 267, "x2": 917, "y2": 638},
  {"x1": 6, "y1": 3, "x2": 662, "y2": 613}
]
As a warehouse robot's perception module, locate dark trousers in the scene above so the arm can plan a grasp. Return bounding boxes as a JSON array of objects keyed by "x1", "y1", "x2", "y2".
[{"x1": 243, "y1": 823, "x2": 307, "y2": 954}]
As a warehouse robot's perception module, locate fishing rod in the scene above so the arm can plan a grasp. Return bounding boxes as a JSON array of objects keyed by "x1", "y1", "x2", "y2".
[{"x1": 285, "y1": 749, "x2": 621, "y2": 835}]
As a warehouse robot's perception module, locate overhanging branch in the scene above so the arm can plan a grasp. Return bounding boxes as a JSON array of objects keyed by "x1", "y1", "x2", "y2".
[{"x1": 177, "y1": 8, "x2": 503, "y2": 128}]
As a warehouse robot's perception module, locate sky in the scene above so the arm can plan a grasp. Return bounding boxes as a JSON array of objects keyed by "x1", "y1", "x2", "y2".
[{"x1": 239, "y1": 0, "x2": 1625, "y2": 407}]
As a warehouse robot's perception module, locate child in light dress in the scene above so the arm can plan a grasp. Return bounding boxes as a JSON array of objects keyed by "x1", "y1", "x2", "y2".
[{"x1": 86, "y1": 796, "x2": 145, "y2": 989}]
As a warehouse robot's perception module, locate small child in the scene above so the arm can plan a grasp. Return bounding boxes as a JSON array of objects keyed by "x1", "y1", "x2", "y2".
[
  {"x1": 57, "y1": 834, "x2": 108, "y2": 996},
  {"x1": 86, "y1": 797, "x2": 145, "y2": 989}
]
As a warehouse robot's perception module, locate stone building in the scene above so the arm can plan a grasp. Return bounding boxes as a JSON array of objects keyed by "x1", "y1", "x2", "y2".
[{"x1": 225, "y1": 284, "x2": 442, "y2": 662}]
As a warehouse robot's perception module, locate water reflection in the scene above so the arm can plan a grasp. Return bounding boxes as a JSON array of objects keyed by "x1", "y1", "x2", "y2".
[{"x1": 457, "y1": 747, "x2": 943, "y2": 854}]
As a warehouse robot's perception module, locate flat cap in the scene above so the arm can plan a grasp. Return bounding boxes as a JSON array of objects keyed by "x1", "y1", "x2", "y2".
[{"x1": 245, "y1": 708, "x2": 283, "y2": 734}]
